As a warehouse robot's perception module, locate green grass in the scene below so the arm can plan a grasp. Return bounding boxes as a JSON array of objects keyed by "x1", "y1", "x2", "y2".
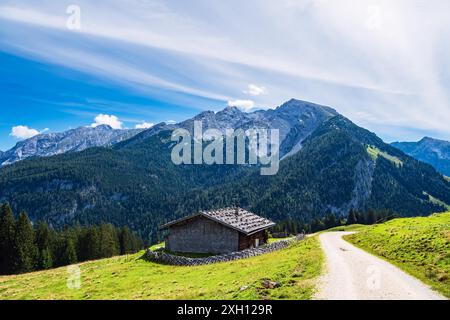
[
  {"x1": 344, "y1": 212, "x2": 450, "y2": 298},
  {"x1": 268, "y1": 236, "x2": 294, "y2": 243},
  {"x1": 367, "y1": 145, "x2": 403, "y2": 167},
  {"x1": 0, "y1": 237, "x2": 323, "y2": 300},
  {"x1": 325, "y1": 224, "x2": 366, "y2": 232}
]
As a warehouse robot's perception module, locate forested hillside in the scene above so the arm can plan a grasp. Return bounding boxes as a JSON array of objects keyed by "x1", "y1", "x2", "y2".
[
  {"x1": 0, "y1": 131, "x2": 247, "y2": 241},
  {"x1": 0, "y1": 112, "x2": 449, "y2": 243},
  {"x1": 180, "y1": 116, "x2": 450, "y2": 223}
]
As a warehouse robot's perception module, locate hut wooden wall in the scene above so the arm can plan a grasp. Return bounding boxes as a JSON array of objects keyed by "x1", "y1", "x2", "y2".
[{"x1": 238, "y1": 230, "x2": 268, "y2": 251}]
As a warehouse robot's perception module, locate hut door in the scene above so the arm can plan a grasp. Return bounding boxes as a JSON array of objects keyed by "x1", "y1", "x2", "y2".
[{"x1": 255, "y1": 238, "x2": 260, "y2": 247}]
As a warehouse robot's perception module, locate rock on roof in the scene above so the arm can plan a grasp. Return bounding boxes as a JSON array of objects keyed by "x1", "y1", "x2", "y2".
[{"x1": 161, "y1": 207, "x2": 276, "y2": 235}]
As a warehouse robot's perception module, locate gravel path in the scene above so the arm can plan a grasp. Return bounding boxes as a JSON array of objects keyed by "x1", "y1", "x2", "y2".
[{"x1": 315, "y1": 232, "x2": 445, "y2": 300}]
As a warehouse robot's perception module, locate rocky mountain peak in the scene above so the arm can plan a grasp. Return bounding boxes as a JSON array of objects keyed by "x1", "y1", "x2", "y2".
[
  {"x1": 392, "y1": 136, "x2": 450, "y2": 176},
  {"x1": 0, "y1": 125, "x2": 142, "y2": 166},
  {"x1": 0, "y1": 98, "x2": 342, "y2": 166}
]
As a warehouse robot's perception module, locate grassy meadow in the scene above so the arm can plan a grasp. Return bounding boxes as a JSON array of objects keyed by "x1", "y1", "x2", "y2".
[
  {"x1": 0, "y1": 237, "x2": 323, "y2": 300},
  {"x1": 324, "y1": 224, "x2": 366, "y2": 232},
  {"x1": 367, "y1": 145, "x2": 403, "y2": 167},
  {"x1": 1, "y1": 213, "x2": 448, "y2": 300}
]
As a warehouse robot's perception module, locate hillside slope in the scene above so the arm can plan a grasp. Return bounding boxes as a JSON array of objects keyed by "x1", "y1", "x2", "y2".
[
  {"x1": 345, "y1": 212, "x2": 450, "y2": 297},
  {"x1": 0, "y1": 125, "x2": 142, "y2": 166},
  {"x1": 187, "y1": 116, "x2": 450, "y2": 221},
  {"x1": 0, "y1": 113, "x2": 449, "y2": 242},
  {"x1": 0, "y1": 131, "x2": 248, "y2": 240},
  {"x1": 0, "y1": 237, "x2": 322, "y2": 300},
  {"x1": 392, "y1": 137, "x2": 450, "y2": 177}
]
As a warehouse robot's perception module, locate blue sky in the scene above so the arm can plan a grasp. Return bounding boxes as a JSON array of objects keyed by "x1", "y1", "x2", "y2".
[{"x1": 1, "y1": 0, "x2": 450, "y2": 151}]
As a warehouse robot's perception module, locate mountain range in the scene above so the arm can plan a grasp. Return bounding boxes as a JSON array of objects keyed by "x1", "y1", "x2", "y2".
[
  {"x1": 0, "y1": 99, "x2": 449, "y2": 241},
  {"x1": 0, "y1": 99, "x2": 337, "y2": 165},
  {"x1": 392, "y1": 137, "x2": 450, "y2": 177},
  {"x1": 117, "y1": 99, "x2": 338, "y2": 158},
  {"x1": 0, "y1": 125, "x2": 142, "y2": 166}
]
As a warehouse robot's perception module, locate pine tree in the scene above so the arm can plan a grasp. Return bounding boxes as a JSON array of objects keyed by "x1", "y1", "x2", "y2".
[
  {"x1": 99, "y1": 224, "x2": 120, "y2": 258},
  {"x1": 39, "y1": 248, "x2": 53, "y2": 269},
  {"x1": 347, "y1": 209, "x2": 358, "y2": 225},
  {"x1": 2, "y1": 208, "x2": 144, "y2": 274},
  {"x1": 83, "y1": 226, "x2": 100, "y2": 260},
  {"x1": 366, "y1": 209, "x2": 376, "y2": 225},
  {"x1": 13, "y1": 211, "x2": 37, "y2": 274},
  {"x1": 355, "y1": 211, "x2": 364, "y2": 225},
  {"x1": 60, "y1": 237, "x2": 77, "y2": 265},
  {"x1": 131, "y1": 233, "x2": 144, "y2": 252},
  {"x1": 35, "y1": 221, "x2": 51, "y2": 250},
  {"x1": 119, "y1": 226, "x2": 134, "y2": 255},
  {"x1": 35, "y1": 221, "x2": 54, "y2": 269},
  {"x1": 324, "y1": 213, "x2": 338, "y2": 229},
  {"x1": 0, "y1": 203, "x2": 16, "y2": 274},
  {"x1": 311, "y1": 218, "x2": 325, "y2": 232}
]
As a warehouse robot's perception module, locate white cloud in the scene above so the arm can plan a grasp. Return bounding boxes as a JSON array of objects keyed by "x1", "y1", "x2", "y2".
[
  {"x1": 166, "y1": 120, "x2": 177, "y2": 124},
  {"x1": 10, "y1": 125, "x2": 41, "y2": 139},
  {"x1": 228, "y1": 99, "x2": 255, "y2": 112},
  {"x1": 2, "y1": 0, "x2": 450, "y2": 140},
  {"x1": 91, "y1": 114, "x2": 123, "y2": 129},
  {"x1": 135, "y1": 122, "x2": 154, "y2": 129},
  {"x1": 244, "y1": 84, "x2": 267, "y2": 96}
]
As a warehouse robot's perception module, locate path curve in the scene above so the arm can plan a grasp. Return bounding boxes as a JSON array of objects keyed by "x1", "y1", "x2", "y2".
[{"x1": 315, "y1": 232, "x2": 445, "y2": 300}]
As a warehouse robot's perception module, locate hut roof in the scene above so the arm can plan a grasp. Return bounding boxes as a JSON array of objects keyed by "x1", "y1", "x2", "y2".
[{"x1": 160, "y1": 207, "x2": 276, "y2": 235}]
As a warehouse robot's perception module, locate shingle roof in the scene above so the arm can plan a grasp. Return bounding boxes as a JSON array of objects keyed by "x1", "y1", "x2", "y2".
[{"x1": 160, "y1": 207, "x2": 276, "y2": 235}]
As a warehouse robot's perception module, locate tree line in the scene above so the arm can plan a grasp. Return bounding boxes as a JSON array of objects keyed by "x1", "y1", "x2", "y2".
[
  {"x1": 271, "y1": 208, "x2": 398, "y2": 235},
  {"x1": 0, "y1": 203, "x2": 144, "y2": 275}
]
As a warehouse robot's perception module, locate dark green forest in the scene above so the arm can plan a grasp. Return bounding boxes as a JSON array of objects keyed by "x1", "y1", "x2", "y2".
[
  {"x1": 0, "y1": 203, "x2": 143, "y2": 275},
  {"x1": 0, "y1": 115, "x2": 449, "y2": 244},
  {"x1": 271, "y1": 208, "x2": 398, "y2": 235}
]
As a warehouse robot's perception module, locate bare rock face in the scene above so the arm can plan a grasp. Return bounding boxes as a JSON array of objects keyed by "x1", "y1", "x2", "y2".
[
  {"x1": 177, "y1": 99, "x2": 338, "y2": 158},
  {"x1": 0, "y1": 99, "x2": 338, "y2": 166},
  {"x1": 0, "y1": 125, "x2": 142, "y2": 166}
]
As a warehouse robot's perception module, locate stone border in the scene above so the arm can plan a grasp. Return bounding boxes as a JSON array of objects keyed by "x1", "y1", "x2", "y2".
[{"x1": 145, "y1": 234, "x2": 305, "y2": 266}]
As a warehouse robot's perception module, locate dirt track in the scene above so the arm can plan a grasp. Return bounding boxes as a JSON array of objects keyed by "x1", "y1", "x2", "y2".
[{"x1": 315, "y1": 232, "x2": 445, "y2": 300}]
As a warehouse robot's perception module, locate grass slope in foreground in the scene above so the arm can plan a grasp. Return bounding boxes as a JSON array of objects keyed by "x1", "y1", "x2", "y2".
[
  {"x1": 0, "y1": 237, "x2": 322, "y2": 300},
  {"x1": 345, "y1": 212, "x2": 450, "y2": 298}
]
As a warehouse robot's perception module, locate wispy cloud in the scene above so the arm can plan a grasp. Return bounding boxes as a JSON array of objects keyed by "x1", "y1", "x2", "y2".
[
  {"x1": 0, "y1": 0, "x2": 449, "y2": 141},
  {"x1": 10, "y1": 125, "x2": 42, "y2": 139},
  {"x1": 244, "y1": 84, "x2": 267, "y2": 96},
  {"x1": 91, "y1": 114, "x2": 123, "y2": 129},
  {"x1": 135, "y1": 122, "x2": 154, "y2": 129},
  {"x1": 228, "y1": 99, "x2": 255, "y2": 112}
]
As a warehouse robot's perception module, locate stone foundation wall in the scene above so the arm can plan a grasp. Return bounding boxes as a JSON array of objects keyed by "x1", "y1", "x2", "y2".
[{"x1": 146, "y1": 234, "x2": 305, "y2": 266}]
